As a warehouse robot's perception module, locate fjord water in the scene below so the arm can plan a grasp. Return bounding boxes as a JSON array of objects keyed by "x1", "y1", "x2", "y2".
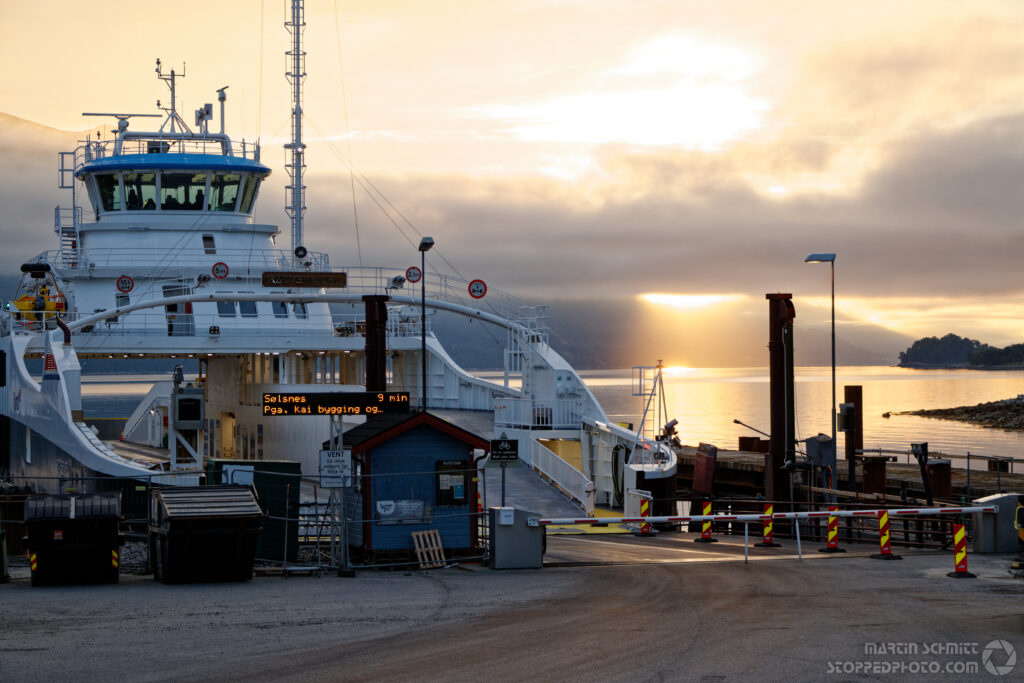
[{"x1": 582, "y1": 366, "x2": 1024, "y2": 462}]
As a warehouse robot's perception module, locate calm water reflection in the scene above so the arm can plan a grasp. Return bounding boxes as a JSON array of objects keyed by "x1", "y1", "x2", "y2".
[{"x1": 582, "y1": 366, "x2": 1024, "y2": 461}]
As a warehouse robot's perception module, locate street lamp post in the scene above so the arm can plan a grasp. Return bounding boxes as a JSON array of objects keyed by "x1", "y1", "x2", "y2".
[
  {"x1": 805, "y1": 253, "x2": 837, "y2": 453},
  {"x1": 418, "y1": 237, "x2": 434, "y2": 412}
]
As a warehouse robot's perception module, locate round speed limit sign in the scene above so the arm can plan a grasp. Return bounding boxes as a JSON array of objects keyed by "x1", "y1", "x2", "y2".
[
  {"x1": 405, "y1": 266, "x2": 422, "y2": 283},
  {"x1": 468, "y1": 279, "x2": 487, "y2": 299},
  {"x1": 116, "y1": 275, "x2": 134, "y2": 293},
  {"x1": 212, "y1": 262, "x2": 229, "y2": 279}
]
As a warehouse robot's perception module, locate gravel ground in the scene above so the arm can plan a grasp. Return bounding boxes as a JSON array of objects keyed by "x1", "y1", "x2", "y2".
[{"x1": 2, "y1": 536, "x2": 1023, "y2": 681}]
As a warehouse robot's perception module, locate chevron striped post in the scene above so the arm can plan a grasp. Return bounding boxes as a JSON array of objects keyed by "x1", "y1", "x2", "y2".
[
  {"x1": 947, "y1": 523, "x2": 976, "y2": 578},
  {"x1": 755, "y1": 503, "x2": 780, "y2": 547},
  {"x1": 871, "y1": 509, "x2": 902, "y2": 560},
  {"x1": 819, "y1": 506, "x2": 846, "y2": 553},
  {"x1": 694, "y1": 500, "x2": 718, "y2": 543}
]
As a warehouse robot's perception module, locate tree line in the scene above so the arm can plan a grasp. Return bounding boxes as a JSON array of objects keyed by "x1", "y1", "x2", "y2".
[{"x1": 898, "y1": 333, "x2": 1024, "y2": 368}]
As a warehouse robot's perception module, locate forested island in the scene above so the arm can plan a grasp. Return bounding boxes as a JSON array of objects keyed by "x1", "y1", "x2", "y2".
[{"x1": 897, "y1": 333, "x2": 1024, "y2": 369}]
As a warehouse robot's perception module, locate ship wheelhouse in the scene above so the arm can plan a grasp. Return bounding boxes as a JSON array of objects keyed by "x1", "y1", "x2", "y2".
[{"x1": 78, "y1": 154, "x2": 269, "y2": 218}]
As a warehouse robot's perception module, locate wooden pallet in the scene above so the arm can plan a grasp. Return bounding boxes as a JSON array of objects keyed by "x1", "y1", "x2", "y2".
[{"x1": 411, "y1": 529, "x2": 446, "y2": 569}]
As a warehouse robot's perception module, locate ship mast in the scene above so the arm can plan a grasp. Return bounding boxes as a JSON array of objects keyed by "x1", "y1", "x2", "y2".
[{"x1": 284, "y1": 0, "x2": 307, "y2": 258}]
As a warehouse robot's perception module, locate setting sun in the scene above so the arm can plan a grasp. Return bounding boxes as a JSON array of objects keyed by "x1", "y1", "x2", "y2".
[{"x1": 640, "y1": 293, "x2": 747, "y2": 310}]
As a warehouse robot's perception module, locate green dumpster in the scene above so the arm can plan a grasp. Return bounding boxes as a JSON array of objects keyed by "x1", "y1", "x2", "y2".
[{"x1": 204, "y1": 459, "x2": 301, "y2": 562}]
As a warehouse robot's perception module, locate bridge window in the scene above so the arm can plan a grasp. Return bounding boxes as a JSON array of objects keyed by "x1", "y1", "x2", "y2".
[
  {"x1": 123, "y1": 173, "x2": 157, "y2": 210},
  {"x1": 95, "y1": 174, "x2": 121, "y2": 211},
  {"x1": 273, "y1": 302, "x2": 289, "y2": 319},
  {"x1": 217, "y1": 301, "x2": 236, "y2": 317},
  {"x1": 161, "y1": 172, "x2": 207, "y2": 210},
  {"x1": 239, "y1": 301, "x2": 258, "y2": 318},
  {"x1": 292, "y1": 302, "x2": 307, "y2": 319},
  {"x1": 210, "y1": 174, "x2": 241, "y2": 211},
  {"x1": 238, "y1": 175, "x2": 261, "y2": 213},
  {"x1": 202, "y1": 234, "x2": 216, "y2": 254}
]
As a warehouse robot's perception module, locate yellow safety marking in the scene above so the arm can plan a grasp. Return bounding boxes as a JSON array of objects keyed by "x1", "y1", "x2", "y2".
[
  {"x1": 954, "y1": 527, "x2": 966, "y2": 545},
  {"x1": 30, "y1": 553, "x2": 37, "y2": 571},
  {"x1": 112, "y1": 550, "x2": 119, "y2": 568}
]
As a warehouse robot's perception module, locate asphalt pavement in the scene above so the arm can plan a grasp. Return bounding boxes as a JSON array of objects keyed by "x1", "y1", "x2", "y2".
[{"x1": 2, "y1": 532, "x2": 1022, "y2": 682}]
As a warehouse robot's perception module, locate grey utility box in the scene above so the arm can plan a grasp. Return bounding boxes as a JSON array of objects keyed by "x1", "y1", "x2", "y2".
[
  {"x1": 489, "y1": 507, "x2": 545, "y2": 569},
  {"x1": 972, "y1": 493, "x2": 1021, "y2": 553}
]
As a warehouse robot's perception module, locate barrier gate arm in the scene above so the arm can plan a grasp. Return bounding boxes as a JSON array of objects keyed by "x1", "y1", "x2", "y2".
[{"x1": 534, "y1": 505, "x2": 998, "y2": 527}]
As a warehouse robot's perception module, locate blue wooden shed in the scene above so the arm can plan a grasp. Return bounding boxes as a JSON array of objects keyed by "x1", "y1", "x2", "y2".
[{"x1": 344, "y1": 412, "x2": 489, "y2": 562}]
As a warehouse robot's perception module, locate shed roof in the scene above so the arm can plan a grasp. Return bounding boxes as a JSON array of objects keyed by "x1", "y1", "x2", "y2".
[{"x1": 343, "y1": 412, "x2": 490, "y2": 455}]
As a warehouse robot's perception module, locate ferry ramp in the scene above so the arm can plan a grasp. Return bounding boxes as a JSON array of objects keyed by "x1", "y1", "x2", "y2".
[{"x1": 433, "y1": 409, "x2": 584, "y2": 517}]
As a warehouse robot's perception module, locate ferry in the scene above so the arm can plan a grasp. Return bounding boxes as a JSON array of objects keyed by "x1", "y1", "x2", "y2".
[{"x1": 0, "y1": 0, "x2": 675, "y2": 512}]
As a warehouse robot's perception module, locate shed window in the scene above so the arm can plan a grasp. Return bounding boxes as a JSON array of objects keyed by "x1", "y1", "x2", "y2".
[
  {"x1": 202, "y1": 234, "x2": 216, "y2": 254},
  {"x1": 435, "y1": 460, "x2": 468, "y2": 506},
  {"x1": 123, "y1": 173, "x2": 157, "y2": 210},
  {"x1": 210, "y1": 174, "x2": 241, "y2": 211},
  {"x1": 217, "y1": 301, "x2": 236, "y2": 317},
  {"x1": 238, "y1": 301, "x2": 257, "y2": 318},
  {"x1": 95, "y1": 174, "x2": 121, "y2": 211},
  {"x1": 292, "y1": 302, "x2": 307, "y2": 319}
]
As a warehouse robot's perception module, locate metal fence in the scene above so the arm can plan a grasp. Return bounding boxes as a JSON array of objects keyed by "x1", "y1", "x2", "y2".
[{"x1": 658, "y1": 496, "x2": 977, "y2": 550}]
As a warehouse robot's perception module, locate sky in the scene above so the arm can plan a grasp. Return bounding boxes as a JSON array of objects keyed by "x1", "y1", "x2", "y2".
[{"x1": 1, "y1": 0, "x2": 1023, "y2": 366}]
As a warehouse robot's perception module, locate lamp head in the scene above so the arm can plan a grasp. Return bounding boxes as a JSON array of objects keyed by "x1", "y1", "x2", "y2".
[
  {"x1": 805, "y1": 253, "x2": 836, "y2": 263},
  {"x1": 418, "y1": 236, "x2": 435, "y2": 253}
]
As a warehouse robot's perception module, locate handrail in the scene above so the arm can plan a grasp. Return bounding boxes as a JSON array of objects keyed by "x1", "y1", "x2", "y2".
[{"x1": 520, "y1": 438, "x2": 593, "y2": 514}]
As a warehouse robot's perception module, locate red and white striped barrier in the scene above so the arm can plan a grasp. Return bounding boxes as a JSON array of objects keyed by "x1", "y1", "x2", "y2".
[{"x1": 536, "y1": 505, "x2": 997, "y2": 527}]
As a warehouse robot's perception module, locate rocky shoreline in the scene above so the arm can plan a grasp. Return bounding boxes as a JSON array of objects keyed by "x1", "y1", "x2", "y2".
[{"x1": 900, "y1": 395, "x2": 1024, "y2": 430}]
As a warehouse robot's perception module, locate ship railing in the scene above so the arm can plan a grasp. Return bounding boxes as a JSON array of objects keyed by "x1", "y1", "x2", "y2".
[
  {"x1": 38, "y1": 248, "x2": 331, "y2": 274},
  {"x1": 331, "y1": 313, "x2": 432, "y2": 338},
  {"x1": 340, "y1": 267, "x2": 537, "y2": 335},
  {"x1": 518, "y1": 438, "x2": 593, "y2": 513},
  {"x1": 58, "y1": 310, "x2": 432, "y2": 339},
  {"x1": 494, "y1": 398, "x2": 583, "y2": 431},
  {"x1": 34, "y1": 255, "x2": 541, "y2": 336},
  {"x1": 70, "y1": 136, "x2": 261, "y2": 169}
]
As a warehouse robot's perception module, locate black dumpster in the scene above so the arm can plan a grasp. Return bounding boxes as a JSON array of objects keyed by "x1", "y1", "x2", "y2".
[
  {"x1": 1, "y1": 528, "x2": 9, "y2": 583},
  {"x1": 149, "y1": 486, "x2": 263, "y2": 584},
  {"x1": 24, "y1": 493, "x2": 122, "y2": 587}
]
